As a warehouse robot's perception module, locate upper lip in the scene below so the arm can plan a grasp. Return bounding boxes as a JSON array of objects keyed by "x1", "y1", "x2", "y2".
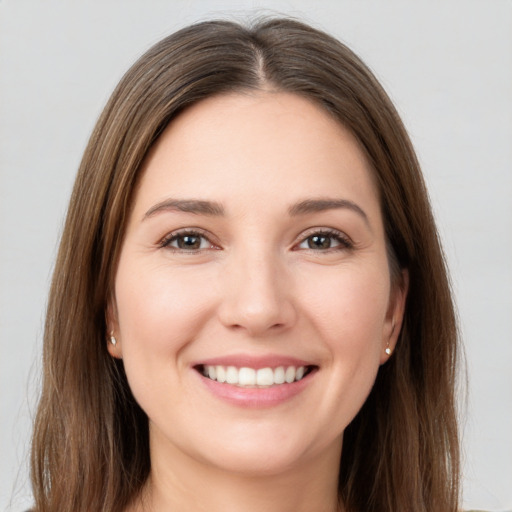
[{"x1": 193, "y1": 354, "x2": 316, "y2": 370}]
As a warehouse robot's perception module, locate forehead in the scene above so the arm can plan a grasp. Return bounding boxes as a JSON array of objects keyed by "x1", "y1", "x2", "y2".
[{"x1": 133, "y1": 92, "x2": 380, "y2": 219}]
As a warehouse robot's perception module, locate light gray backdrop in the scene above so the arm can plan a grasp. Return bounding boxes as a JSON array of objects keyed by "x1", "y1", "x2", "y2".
[{"x1": 1, "y1": 1, "x2": 511, "y2": 510}]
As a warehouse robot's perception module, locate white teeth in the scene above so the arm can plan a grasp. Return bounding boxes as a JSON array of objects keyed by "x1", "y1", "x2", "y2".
[
  {"x1": 238, "y1": 367, "x2": 256, "y2": 386},
  {"x1": 256, "y1": 367, "x2": 274, "y2": 386},
  {"x1": 285, "y1": 366, "x2": 296, "y2": 383},
  {"x1": 216, "y1": 366, "x2": 226, "y2": 383},
  {"x1": 226, "y1": 366, "x2": 238, "y2": 384},
  {"x1": 201, "y1": 364, "x2": 309, "y2": 387},
  {"x1": 274, "y1": 366, "x2": 285, "y2": 384}
]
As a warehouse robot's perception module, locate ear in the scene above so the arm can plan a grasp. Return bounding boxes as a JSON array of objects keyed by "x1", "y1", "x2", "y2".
[
  {"x1": 380, "y1": 269, "x2": 409, "y2": 364},
  {"x1": 106, "y1": 296, "x2": 122, "y2": 359}
]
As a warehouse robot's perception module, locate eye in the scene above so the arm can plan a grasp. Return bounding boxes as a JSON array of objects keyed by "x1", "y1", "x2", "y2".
[
  {"x1": 161, "y1": 230, "x2": 217, "y2": 252},
  {"x1": 296, "y1": 230, "x2": 353, "y2": 251}
]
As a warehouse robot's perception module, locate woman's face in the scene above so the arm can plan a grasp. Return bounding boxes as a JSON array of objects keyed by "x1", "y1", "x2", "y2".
[{"x1": 110, "y1": 92, "x2": 406, "y2": 477}]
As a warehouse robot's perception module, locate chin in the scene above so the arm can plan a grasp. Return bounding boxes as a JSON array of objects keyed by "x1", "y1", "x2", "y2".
[
  {"x1": 189, "y1": 423, "x2": 341, "y2": 478},
  {"x1": 203, "y1": 446, "x2": 308, "y2": 477}
]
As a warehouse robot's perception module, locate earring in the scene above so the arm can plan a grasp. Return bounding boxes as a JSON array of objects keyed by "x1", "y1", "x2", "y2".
[
  {"x1": 385, "y1": 321, "x2": 396, "y2": 356},
  {"x1": 110, "y1": 332, "x2": 117, "y2": 346}
]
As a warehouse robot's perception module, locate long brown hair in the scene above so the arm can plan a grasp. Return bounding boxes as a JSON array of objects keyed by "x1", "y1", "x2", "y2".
[{"x1": 30, "y1": 17, "x2": 460, "y2": 512}]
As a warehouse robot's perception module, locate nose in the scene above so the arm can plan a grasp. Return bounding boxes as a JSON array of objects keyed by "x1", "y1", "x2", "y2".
[{"x1": 217, "y1": 249, "x2": 297, "y2": 337}]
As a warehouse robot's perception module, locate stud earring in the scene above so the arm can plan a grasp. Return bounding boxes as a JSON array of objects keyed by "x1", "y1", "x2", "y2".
[
  {"x1": 110, "y1": 332, "x2": 117, "y2": 346},
  {"x1": 385, "y1": 321, "x2": 396, "y2": 356}
]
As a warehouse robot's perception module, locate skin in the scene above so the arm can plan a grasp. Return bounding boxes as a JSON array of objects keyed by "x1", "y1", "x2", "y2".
[{"x1": 108, "y1": 91, "x2": 408, "y2": 512}]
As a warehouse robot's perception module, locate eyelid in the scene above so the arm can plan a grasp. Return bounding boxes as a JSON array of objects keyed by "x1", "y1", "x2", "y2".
[
  {"x1": 293, "y1": 227, "x2": 354, "y2": 251},
  {"x1": 159, "y1": 227, "x2": 220, "y2": 251},
  {"x1": 158, "y1": 226, "x2": 353, "y2": 252}
]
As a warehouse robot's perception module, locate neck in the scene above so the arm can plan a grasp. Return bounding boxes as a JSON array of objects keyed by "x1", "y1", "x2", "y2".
[{"x1": 130, "y1": 432, "x2": 343, "y2": 512}]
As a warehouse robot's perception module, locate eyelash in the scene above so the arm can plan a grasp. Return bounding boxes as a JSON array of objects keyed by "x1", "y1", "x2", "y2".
[
  {"x1": 159, "y1": 228, "x2": 353, "y2": 253},
  {"x1": 295, "y1": 229, "x2": 354, "y2": 252},
  {"x1": 160, "y1": 229, "x2": 218, "y2": 252}
]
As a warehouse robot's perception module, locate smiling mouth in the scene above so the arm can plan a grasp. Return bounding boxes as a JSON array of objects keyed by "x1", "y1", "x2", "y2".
[{"x1": 195, "y1": 364, "x2": 317, "y2": 388}]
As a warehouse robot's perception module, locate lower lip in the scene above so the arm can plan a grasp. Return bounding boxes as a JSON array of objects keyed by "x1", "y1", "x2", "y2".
[{"x1": 196, "y1": 370, "x2": 315, "y2": 408}]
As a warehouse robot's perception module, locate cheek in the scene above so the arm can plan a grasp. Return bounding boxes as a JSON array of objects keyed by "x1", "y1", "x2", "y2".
[
  {"x1": 114, "y1": 260, "x2": 217, "y2": 367},
  {"x1": 301, "y1": 264, "x2": 390, "y2": 347},
  {"x1": 276, "y1": 262, "x2": 391, "y2": 441}
]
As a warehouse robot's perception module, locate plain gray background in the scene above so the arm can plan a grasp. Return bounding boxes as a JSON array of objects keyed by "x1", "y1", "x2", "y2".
[{"x1": 1, "y1": 1, "x2": 511, "y2": 510}]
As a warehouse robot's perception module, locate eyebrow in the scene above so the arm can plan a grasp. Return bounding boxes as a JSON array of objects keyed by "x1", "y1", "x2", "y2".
[
  {"x1": 288, "y1": 198, "x2": 370, "y2": 227},
  {"x1": 143, "y1": 198, "x2": 225, "y2": 220},
  {"x1": 143, "y1": 196, "x2": 370, "y2": 228}
]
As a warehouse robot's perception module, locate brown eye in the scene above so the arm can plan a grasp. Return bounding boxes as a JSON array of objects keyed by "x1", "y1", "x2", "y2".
[
  {"x1": 177, "y1": 234, "x2": 202, "y2": 250},
  {"x1": 307, "y1": 234, "x2": 332, "y2": 250},
  {"x1": 163, "y1": 231, "x2": 213, "y2": 251},
  {"x1": 296, "y1": 230, "x2": 352, "y2": 252}
]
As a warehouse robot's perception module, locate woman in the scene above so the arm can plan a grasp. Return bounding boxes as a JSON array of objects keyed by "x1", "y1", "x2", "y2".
[{"x1": 30, "y1": 17, "x2": 460, "y2": 512}]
